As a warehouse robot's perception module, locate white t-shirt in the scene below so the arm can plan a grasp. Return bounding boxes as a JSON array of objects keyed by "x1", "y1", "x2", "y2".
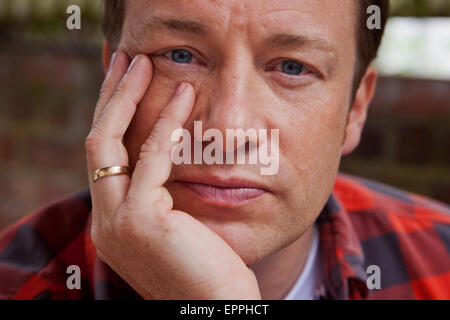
[{"x1": 283, "y1": 224, "x2": 322, "y2": 300}]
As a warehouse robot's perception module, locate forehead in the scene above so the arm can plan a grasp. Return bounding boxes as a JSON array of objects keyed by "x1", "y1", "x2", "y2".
[{"x1": 122, "y1": 0, "x2": 356, "y2": 43}]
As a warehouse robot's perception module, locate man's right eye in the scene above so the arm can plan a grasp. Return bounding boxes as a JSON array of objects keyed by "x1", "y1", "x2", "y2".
[{"x1": 166, "y1": 49, "x2": 194, "y2": 64}]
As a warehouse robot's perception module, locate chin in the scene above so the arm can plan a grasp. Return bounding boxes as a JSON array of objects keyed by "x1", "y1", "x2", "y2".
[
  {"x1": 194, "y1": 213, "x2": 294, "y2": 265},
  {"x1": 168, "y1": 183, "x2": 307, "y2": 265}
]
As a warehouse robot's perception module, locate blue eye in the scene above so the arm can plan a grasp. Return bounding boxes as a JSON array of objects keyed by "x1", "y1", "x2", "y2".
[
  {"x1": 171, "y1": 49, "x2": 193, "y2": 63},
  {"x1": 282, "y1": 60, "x2": 304, "y2": 75}
]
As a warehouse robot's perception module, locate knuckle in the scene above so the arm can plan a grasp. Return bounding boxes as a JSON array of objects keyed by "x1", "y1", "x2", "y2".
[
  {"x1": 126, "y1": 189, "x2": 172, "y2": 220},
  {"x1": 158, "y1": 115, "x2": 178, "y2": 130},
  {"x1": 109, "y1": 82, "x2": 138, "y2": 111},
  {"x1": 154, "y1": 204, "x2": 168, "y2": 222},
  {"x1": 85, "y1": 129, "x2": 103, "y2": 155},
  {"x1": 90, "y1": 225, "x2": 108, "y2": 254},
  {"x1": 153, "y1": 201, "x2": 172, "y2": 224},
  {"x1": 95, "y1": 248, "x2": 108, "y2": 263},
  {"x1": 151, "y1": 192, "x2": 174, "y2": 226},
  {"x1": 93, "y1": 240, "x2": 110, "y2": 264},
  {"x1": 157, "y1": 111, "x2": 173, "y2": 122},
  {"x1": 120, "y1": 190, "x2": 173, "y2": 232},
  {"x1": 90, "y1": 229, "x2": 101, "y2": 248},
  {"x1": 157, "y1": 188, "x2": 173, "y2": 210},
  {"x1": 139, "y1": 134, "x2": 163, "y2": 157},
  {"x1": 111, "y1": 80, "x2": 128, "y2": 101},
  {"x1": 98, "y1": 84, "x2": 111, "y2": 101},
  {"x1": 138, "y1": 119, "x2": 176, "y2": 158}
]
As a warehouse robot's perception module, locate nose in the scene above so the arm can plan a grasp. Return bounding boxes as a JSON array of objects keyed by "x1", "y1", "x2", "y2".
[{"x1": 187, "y1": 50, "x2": 264, "y2": 155}]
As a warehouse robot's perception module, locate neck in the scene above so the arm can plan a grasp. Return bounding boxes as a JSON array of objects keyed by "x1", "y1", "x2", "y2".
[{"x1": 250, "y1": 225, "x2": 315, "y2": 300}]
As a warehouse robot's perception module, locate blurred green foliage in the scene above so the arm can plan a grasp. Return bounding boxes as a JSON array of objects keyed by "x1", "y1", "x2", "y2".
[
  {"x1": 0, "y1": 0, "x2": 103, "y2": 43},
  {"x1": 391, "y1": 0, "x2": 450, "y2": 17}
]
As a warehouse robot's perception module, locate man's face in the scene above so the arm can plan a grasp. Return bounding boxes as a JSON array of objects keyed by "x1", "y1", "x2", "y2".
[{"x1": 118, "y1": 0, "x2": 358, "y2": 264}]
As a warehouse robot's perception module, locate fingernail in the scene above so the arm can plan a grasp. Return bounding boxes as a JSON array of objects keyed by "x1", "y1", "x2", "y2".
[
  {"x1": 174, "y1": 82, "x2": 187, "y2": 97},
  {"x1": 127, "y1": 55, "x2": 139, "y2": 73}
]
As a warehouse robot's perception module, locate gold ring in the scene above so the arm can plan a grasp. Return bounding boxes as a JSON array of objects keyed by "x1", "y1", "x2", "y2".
[{"x1": 92, "y1": 166, "x2": 131, "y2": 182}]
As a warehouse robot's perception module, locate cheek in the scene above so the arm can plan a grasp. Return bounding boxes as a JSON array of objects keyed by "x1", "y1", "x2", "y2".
[
  {"x1": 276, "y1": 94, "x2": 348, "y2": 213},
  {"x1": 287, "y1": 106, "x2": 346, "y2": 168},
  {"x1": 124, "y1": 68, "x2": 210, "y2": 167},
  {"x1": 124, "y1": 74, "x2": 177, "y2": 167},
  {"x1": 281, "y1": 82, "x2": 348, "y2": 172}
]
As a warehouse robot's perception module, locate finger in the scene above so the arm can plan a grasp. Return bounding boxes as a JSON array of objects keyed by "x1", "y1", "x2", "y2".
[
  {"x1": 127, "y1": 82, "x2": 195, "y2": 203},
  {"x1": 86, "y1": 54, "x2": 153, "y2": 213},
  {"x1": 93, "y1": 54, "x2": 153, "y2": 144},
  {"x1": 92, "y1": 51, "x2": 130, "y2": 126}
]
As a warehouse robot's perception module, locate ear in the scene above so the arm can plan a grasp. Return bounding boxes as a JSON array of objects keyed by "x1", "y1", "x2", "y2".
[
  {"x1": 342, "y1": 66, "x2": 378, "y2": 155},
  {"x1": 102, "y1": 40, "x2": 111, "y2": 75}
]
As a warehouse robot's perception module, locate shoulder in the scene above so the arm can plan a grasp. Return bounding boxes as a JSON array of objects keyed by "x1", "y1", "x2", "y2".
[
  {"x1": 334, "y1": 173, "x2": 449, "y2": 232},
  {"x1": 0, "y1": 189, "x2": 92, "y2": 299},
  {"x1": 334, "y1": 173, "x2": 450, "y2": 299}
]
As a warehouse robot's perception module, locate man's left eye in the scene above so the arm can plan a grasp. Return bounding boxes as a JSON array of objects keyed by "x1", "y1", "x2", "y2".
[
  {"x1": 167, "y1": 49, "x2": 193, "y2": 63},
  {"x1": 280, "y1": 60, "x2": 304, "y2": 75}
]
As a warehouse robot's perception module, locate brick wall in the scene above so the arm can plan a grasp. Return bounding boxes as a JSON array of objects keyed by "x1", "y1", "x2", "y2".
[
  {"x1": 340, "y1": 77, "x2": 450, "y2": 203},
  {"x1": 0, "y1": 42, "x2": 449, "y2": 231},
  {"x1": 0, "y1": 41, "x2": 103, "y2": 230}
]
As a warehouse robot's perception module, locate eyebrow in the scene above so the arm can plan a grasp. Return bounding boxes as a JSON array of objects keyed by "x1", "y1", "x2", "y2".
[
  {"x1": 135, "y1": 16, "x2": 209, "y2": 39},
  {"x1": 263, "y1": 32, "x2": 337, "y2": 54}
]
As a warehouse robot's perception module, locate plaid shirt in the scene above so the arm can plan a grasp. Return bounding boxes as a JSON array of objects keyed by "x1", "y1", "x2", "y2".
[{"x1": 0, "y1": 173, "x2": 449, "y2": 300}]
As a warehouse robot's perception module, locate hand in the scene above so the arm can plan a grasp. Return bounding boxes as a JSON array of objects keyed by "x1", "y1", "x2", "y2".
[{"x1": 85, "y1": 51, "x2": 261, "y2": 299}]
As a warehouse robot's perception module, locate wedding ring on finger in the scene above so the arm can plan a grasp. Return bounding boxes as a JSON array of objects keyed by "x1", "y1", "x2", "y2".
[{"x1": 92, "y1": 166, "x2": 131, "y2": 182}]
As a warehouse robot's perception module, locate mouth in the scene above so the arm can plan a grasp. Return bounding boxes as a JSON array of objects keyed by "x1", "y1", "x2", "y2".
[{"x1": 174, "y1": 176, "x2": 268, "y2": 207}]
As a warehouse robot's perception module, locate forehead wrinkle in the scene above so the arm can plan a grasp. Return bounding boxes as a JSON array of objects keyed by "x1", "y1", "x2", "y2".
[
  {"x1": 123, "y1": 28, "x2": 145, "y2": 52},
  {"x1": 260, "y1": 7, "x2": 310, "y2": 18}
]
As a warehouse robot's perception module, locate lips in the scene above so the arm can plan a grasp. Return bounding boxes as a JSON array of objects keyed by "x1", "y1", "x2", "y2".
[{"x1": 175, "y1": 177, "x2": 267, "y2": 206}]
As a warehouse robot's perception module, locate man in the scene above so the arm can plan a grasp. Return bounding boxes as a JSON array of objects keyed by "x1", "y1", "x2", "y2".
[{"x1": 0, "y1": 0, "x2": 449, "y2": 300}]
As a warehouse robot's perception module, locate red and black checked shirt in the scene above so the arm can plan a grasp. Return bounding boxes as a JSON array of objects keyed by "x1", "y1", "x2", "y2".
[{"x1": 0, "y1": 173, "x2": 449, "y2": 300}]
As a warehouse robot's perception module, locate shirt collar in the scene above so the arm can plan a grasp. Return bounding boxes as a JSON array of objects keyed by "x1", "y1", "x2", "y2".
[{"x1": 316, "y1": 193, "x2": 369, "y2": 299}]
